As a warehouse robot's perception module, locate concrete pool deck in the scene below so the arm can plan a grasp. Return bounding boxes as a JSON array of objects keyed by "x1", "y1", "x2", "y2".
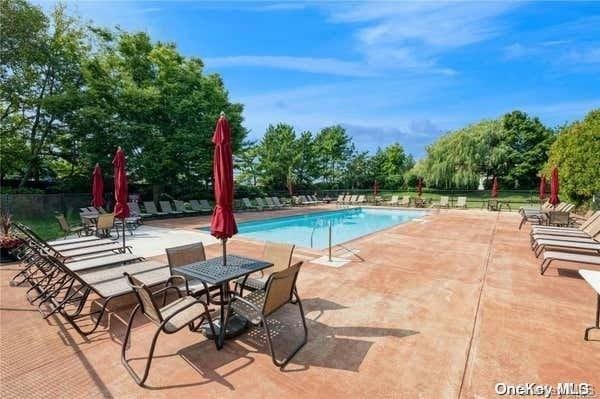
[{"x1": 1, "y1": 207, "x2": 598, "y2": 398}]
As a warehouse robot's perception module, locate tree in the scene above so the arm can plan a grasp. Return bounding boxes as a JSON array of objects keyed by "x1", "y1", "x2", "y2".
[
  {"x1": 343, "y1": 151, "x2": 374, "y2": 189},
  {"x1": 255, "y1": 123, "x2": 300, "y2": 191},
  {"x1": 502, "y1": 111, "x2": 555, "y2": 188},
  {"x1": 236, "y1": 142, "x2": 259, "y2": 187},
  {"x1": 314, "y1": 125, "x2": 353, "y2": 186},
  {"x1": 0, "y1": 1, "x2": 89, "y2": 186},
  {"x1": 545, "y1": 109, "x2": 600, "y2": 204},
  {"x1": 371, "y1": 143, "x2": 414, "y2": 189}
]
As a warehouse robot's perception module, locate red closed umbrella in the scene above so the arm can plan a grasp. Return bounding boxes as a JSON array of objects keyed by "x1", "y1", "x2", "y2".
[
  {"x1": 113, "y1": 147, "x2": 130, "y2": 249},
  {"x1": 91, "y1": 163, "x2": 105, "y2": 207},
  {"x1": 549, "y1": 167, "x2": 560, "y2": 207},
  {"x1": 417, "y1": 178, "x2": 423, "y2": 197},
  {"x1": 491, "y1": 177, "x2": 499, "y2": 198},
  {"x1": 539, "y1": 175, "x2": 546, "y2": 201},
  {"x1": 210, "y1": 113, "x2": 237, "y2": 264}
]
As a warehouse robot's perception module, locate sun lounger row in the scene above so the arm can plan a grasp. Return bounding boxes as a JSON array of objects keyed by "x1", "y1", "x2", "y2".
[
  {"x1": 335, "y1": 194, "x2": 366, "y2": 206},
  {"x1": 518, "y1": 201, "x2": 577, "y2": 230},
  {"x1": 527, "y1": 211, "x2": 600, "y2": 275}
]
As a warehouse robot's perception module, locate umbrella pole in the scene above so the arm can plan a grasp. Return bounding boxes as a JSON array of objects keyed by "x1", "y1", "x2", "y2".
[
  {"x1": 122, "y1": 218, "x2": 126, "y2": 251},
  {"x1": 222, "y1": 238, "x2": 227, "y2": 265}
]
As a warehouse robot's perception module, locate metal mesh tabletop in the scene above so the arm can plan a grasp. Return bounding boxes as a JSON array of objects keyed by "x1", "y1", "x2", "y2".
[{"x1": 177, "y1": 255, "x2": 272, "y2": 285}]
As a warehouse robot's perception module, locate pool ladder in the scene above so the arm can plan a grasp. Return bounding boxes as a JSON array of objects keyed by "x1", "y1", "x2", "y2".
[{"x1": 310, "y1": 222, "x2": 333, "y2": 261}]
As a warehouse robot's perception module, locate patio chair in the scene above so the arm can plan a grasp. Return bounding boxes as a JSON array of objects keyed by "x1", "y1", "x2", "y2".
[
  {"x1": 223, "y1": 261, "x2": 307, "y2": 367},
  {"x1": 188, "y1": 199, "x2": 210, "y2": 213},
  {"x1": 87, "y1": 207, "x2": 100, "y2": 213},
  {"x1": 487, "y1": 199, "x2": 499, "y2": 211},
  {"x1": 96, "y1": 207, "x2": 108, "y2": 214},
  {"x1": 89, "y1": 213, "x2": 115, "y2": 238},
  {"x1": 431, "y1": 196, "x2": 449, "y2": 209},
  {"x1": 128, "y1": 202, "x2": 152, "y2": 218},
  {"x1": 236, "y1": 242, "x2": 295, "y2": 295},
  {"x1": 55, "y1": 214, "x2": 85, "y2": 238},
  {"x1": 165, "y1": 242, "x2": 219, "y2": 300},
  {"x1": 173, "y1": 200, "x2": 195, "y2": 215},
  {"x1": 121, "y1": 272, "x2": 217, "y2": 386},
  {"x1": 399, "y1": 196, "x2": 410, "y2": 207},
  {"x1": 336, "y1": 195, "x2": 345, "y2": 205},
  {"x1": 143, "y1": 201, "x2": 169, "y2": 217},
  {"x1": 455, "y1": 196, "x2": 467, "y2": 209},
  {"x1": 159, "y1": 201, "x2": 183, "y2": 216},
  {"x1": 546, "y1": 211, "x2": 572, "y2": 227}
]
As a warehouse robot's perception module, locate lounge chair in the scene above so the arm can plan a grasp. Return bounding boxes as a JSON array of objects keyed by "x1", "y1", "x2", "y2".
[
  {"x1": 189, "y1": 199, "x2": 212, "y2": 213},
  {"x1": 455, "y1": 196, "x2": 467, "y2": 209},
  {"x1": 159, "y1": 201, "x2": 183, "y2": 216},
  {"x1": 531, "y1": 212, "x2": 600, "y2": 236},
  {"x1": 272, "y1": 197, "x2": 289, "y2": 208},
  {"x1": 242, "y1": 198, "x2": 261, "y2": 211},
  {"x1": 387, "y1": 195, "x2": 399, "y2": 206},
  {"x1": 399, "y1": 196, "x2": 410, "y2": 207},
  {"x1": 264, "y1": 197, "x2": 280, "y2": 209},
  {"x1": 532, "y1": 234, "x2": 600, "y2": 257},
  {"x1": 347, "y1": 195, "x2": 358, "y2": 205},
  {"x1": 299, "y1": 195, "x2": 315, "y2": 205},
  {"x1": 173, "y1": 200, "x2": 195, "y2": 214},
  {"x1": 143, "y1": 201, "x2": 169, "y2": 217},
  {"x1": 356, "y1": 195, "x2": 366, "y2": 204},
  {"x1": 256, "y1": 197, "x2": 270, "y2": 209},
  {"x1": 336, "y1": 195, "x2": 345, "y2": 206},
  {"x1": 236, "y1": 242, "x2": 295, "y2": 295},
  {"x1": 431, "y1": 196, "x2": 450, "y2": 209},
  {"x1": 531, "y1": 217, "x2": 600, "y2": 243},
  {"x1": 199, "y1": 199, "x2": 213, "y2": 211},
  {"x1": 223, "y1": 261, "x2": 307, "y2": 366},
  {"x1": 128, "y1": 201, "x2": 152, "y2": 218},
  {"x1": 540, "y1": 251, "x2": 600, "y2": 275},
  {"x1": 121, "y1": 272, "x2": 216, "y2": 386},
  {"x1": 55, "y1": 214, "x2": 85, "y2": 238},
  {"x1": 67, "y1": 252, "x2": 143, "y2": 272}
]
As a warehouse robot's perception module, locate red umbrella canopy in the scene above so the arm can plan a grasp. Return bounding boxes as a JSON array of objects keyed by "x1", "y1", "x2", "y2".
[
  {"x1": 417, "y1": 178, "x2": 423, "y2": 197},
  {"x1": 210, "y1": 115, "x2": 238, "y2": 239},
  {"x1": 539, "y1": 175, "x2": 547, "y2": 201},
  {"x1": 549, "y1": 167, "x2": 560, "y2": 206},
  {"x1": 491, "y1": 177, "x2": 499, "y2": 198},
  {"x1": 91, "y1": 163, "x2": 105, "y2": 207},
  {"x1": 112, "y1": 147, "x2": 130, "y2": 219}
]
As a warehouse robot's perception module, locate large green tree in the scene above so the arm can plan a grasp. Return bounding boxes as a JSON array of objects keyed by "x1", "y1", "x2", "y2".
[
  {"x1": 1, "y1": 0, "x2": 89, "y2": 186},
  {"x1": 371, "y1": 143, "x2": 414, "y2": 188},
  {"x1": 314, "y1": 125, "x2": 353, "y2": 186},
  {"x1": 545, "y1": 109, "x2": 600, "y2": 204}
]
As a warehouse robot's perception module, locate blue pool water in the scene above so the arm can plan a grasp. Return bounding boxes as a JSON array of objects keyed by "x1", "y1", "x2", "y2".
[{"x1": 212, "y1": 208, "x2": 425, "y2": 250}]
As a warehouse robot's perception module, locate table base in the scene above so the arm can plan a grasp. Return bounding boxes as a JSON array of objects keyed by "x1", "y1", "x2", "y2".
[{"x1": 201, "y1": 314, "x2": 248, "y2": 340}]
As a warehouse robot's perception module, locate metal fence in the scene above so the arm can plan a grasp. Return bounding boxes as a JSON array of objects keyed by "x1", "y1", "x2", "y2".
[{"x1": 0, "y1": 193, "x2": 91, "y2": 219}]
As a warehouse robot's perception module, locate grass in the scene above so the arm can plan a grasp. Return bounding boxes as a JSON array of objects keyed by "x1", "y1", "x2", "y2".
[
  {"x1": 15, "y1": 214, "x2": 81, "y2": 241},
  {"x1": 380, "y1": 191, "x2": 539, "y2": 209}
]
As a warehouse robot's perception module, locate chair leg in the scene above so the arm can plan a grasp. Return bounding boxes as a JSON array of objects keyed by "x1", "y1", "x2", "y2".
[
  {"x1": 540, "y1": 258, "x2": 553, "y2": 275},
  {"x1": 262, "y1": 293, "x2": 308, "y2": 368},
  {"x1": 121, "y1": 305, "x2": 162, "y2": 387}
]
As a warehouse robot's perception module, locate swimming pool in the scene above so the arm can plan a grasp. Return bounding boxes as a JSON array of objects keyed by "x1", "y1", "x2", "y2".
[{"x1": 213, "y1": 208, "x2": 425, "y2": 250}]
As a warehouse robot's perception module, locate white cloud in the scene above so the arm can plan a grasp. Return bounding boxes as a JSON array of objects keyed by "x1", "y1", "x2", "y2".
[{"x1": 204, "y1": 55, "x2": 376, "y2": 77}]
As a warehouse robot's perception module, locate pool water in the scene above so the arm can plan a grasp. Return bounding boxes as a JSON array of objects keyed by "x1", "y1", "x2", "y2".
[{"x1": 215, "y1": 208, "x2": 425, "y2": 250}]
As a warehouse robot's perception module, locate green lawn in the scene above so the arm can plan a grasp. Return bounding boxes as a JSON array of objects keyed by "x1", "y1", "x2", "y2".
[
  {"x1": 15, "y1": 214, "x2": 81, "y2": 241},
  {"x1": 378, "y1": 191, "x2": 539, "y2": 209}
]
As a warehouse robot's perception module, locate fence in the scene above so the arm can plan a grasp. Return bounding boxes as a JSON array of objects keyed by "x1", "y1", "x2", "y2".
[{"x1": 0, "y1": 193, "x2": 92, "y2": 219}]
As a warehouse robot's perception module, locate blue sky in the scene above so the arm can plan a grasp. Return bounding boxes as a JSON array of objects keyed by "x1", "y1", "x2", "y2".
[{"x1": 36, "y1": 1, "x2": 600, "y2": 157}]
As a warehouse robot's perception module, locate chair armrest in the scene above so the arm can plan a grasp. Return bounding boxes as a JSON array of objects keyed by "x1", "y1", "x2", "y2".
[
  {"x1": 152, "y1": 285, "x2": 182, "y2": 299},
  {"x1": 229, "y1": 293, "x2": 263, "y2": 314},
  {"x1": 165, "y1": 274, "x2": 190, "y2": 296}
]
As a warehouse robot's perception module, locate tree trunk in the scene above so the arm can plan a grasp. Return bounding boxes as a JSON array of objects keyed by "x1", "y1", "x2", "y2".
[{"x1": 152, "y1": 184, "x2": 162, "y2": 203}]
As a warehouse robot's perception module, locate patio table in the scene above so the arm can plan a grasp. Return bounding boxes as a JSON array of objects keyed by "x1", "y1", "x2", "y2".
[
  {"x1": 176, "y1": 254, "x2": 272, "y2": 349},
  {"x1": 579, "y1": 269, "x2": 600, "y2": 341}
]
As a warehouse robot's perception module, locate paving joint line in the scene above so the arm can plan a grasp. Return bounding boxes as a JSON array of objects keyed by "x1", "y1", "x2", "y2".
[{"x1": 457, "y1": 212, "x2": 500, "y2": 398}]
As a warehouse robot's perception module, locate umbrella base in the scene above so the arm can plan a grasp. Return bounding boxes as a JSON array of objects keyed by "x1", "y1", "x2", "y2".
[{"x1": 200, "y1": 314, "x2": 248, "y2": 340}]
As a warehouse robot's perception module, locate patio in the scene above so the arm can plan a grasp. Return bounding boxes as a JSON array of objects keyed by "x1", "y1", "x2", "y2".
[{"x1": 1, "y1": 208, "x2": 598, "y2": 398}]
